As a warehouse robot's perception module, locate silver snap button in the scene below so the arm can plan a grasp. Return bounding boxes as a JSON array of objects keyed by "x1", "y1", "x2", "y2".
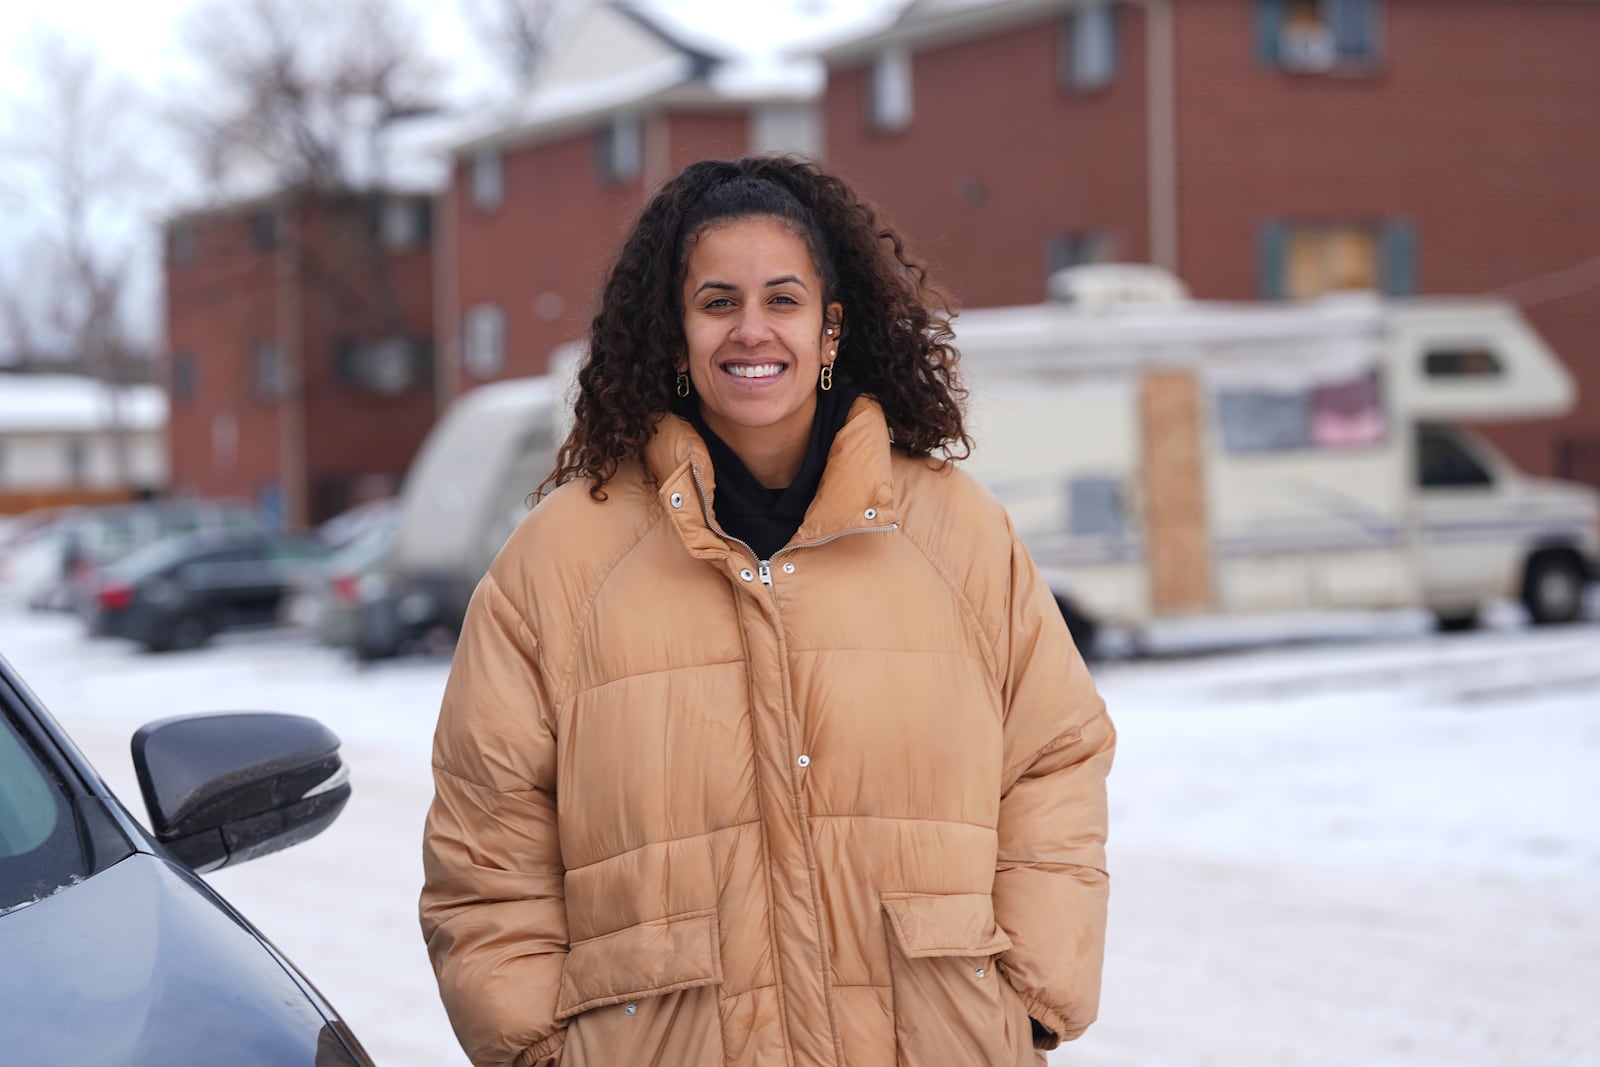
[
  {"x1": 975, "y1": 967, "x2": 986, "y2": 979},
  {"x1": 624, "y1": 1002, "x2": 638, "y2": 1015},
  {"x1": 864, "y1": 508, "x2": 877, "y2": 520},
  {"x1": 739, "y1": 568, "x2": 754, "y2": 582},
  {"x1": 782, "y1": 562, "x2": 795, "y2": 574},
  {"x1": 797, "y1": 754, "x2": 811, "y2": 767},
  {"x1": 670, "y1": 492, "x2": 683, "y2": 508}
]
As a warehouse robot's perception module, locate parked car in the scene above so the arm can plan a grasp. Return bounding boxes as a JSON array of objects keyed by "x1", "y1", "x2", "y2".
[
  {"x1": 0, "y1": 510, "x2": 73, "y2": 610},
  {"x1": 0, "y1": 649, "x2": 374, "y2": 1065},
  {"x1": 285, "y1": 505, "x2": 401, "y2": 650},
  {"x1": 94, "y1": 532, "x2": 332, "y2": 652},
  {"x1": 9, "y1": 500, "x2": 265, "y2": 621}
]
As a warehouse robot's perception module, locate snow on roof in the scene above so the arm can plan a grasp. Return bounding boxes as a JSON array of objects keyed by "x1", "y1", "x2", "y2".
[
  {"x1": 455, "y1": 0, "x2": 895, "y2": 154},
  {"x1": 817, "y1": 0, "x2": 1074, "y2": 63},
  {"x1": 0, "y1": 374, "x2": 167, "y2": 434}
]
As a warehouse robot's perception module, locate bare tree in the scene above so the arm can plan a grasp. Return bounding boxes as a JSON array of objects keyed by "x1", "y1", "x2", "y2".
[
  {"x1": 0, "y1": 33, "x2": 156, "y2": 480},
  {"x1": 459, "y1": 0, "x2": 582, "y2": 92},
  {"x1": 173, "y1": 0, "x2": 444, "y2": 195}
]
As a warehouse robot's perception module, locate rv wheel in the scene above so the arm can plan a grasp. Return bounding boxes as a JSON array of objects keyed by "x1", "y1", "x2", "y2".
[{"x1": 1522, "y1": 553, "x2": 1586, "y2": 626}]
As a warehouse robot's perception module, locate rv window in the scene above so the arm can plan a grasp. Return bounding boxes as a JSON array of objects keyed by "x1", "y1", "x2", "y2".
[
  {"x1": 1068, "y1": 477, "x2": 1124, "y2": 537},
  {"x1": 1217, "y1": 389, "x2": 1311, "y2": 453},
  {"x1": 1424, "y1": 348, "x2": 1503, "y2": 378},
  {"x1": 1310, "y1": 371, "x2": 1386, "y2": 448},
  {"x1": 1217, "y1": 370, "x2": 1385, "y2": 454},
  {"x1": 1416, "y1": 428, "x2": 1491, "y2": 488}
]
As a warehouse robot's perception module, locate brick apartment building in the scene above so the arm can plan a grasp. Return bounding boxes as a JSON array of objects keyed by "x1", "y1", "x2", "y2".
[
  {"x1": 436, "y1": 2, "x2": 822, "y2": 395},
  {"x1": 821, "y1": 0, "x2": 1600, "y2": 487},
  {"x1": 164, "y1": 188, "x2": 438, "y2": 527}
]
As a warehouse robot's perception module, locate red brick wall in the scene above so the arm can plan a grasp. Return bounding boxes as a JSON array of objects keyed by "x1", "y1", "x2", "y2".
[
  {"x1": 164, "y1": 195, "x2": 439, "y2": 523},
  {"x1": 1174, "y1": 0, "x2": 1600, "y2": 477},
  {"x1": 450, "y1": 128, "x2": 646, "y2": 386},
  {"x1": 296, "y1": 199, "x2": 438, "y2": 522},
  {"x1": 164, "y1": 208, "x2": 283, "y2": 508},
  {"x1": 822, "y1": 8, "x2": 1151, "y2": 309},
  {"x1": 447, "y1": 110, "x2": 759, "y2": 388},
  {"x1": 666, "y1": 111, "x2": 750, "y2": 173}
]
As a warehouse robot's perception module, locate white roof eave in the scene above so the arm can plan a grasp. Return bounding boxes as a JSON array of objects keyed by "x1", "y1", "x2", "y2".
[{"x1": 818, "y1": 0, "x2": 1082, "y2": 66}]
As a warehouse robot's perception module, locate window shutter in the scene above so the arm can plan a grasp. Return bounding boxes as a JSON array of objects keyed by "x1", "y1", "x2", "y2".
[
  {"x1": 1329, "y1": 0, "x2": 1380, "y2": 60},
  {"x1": 1258, "y1": 220, "x2": 1289, "y2": 299},
  {"x1": 1380, "y1": 220, "x2": 1417, "y2": 296},
  {"x1": 1256, "y1": 0, "x2": 1286, "y2": 64}
]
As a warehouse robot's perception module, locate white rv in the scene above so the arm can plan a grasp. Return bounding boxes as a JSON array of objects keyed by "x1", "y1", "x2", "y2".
[
  {"x1": 956, "y1": 267, "x2": 1599, "y2": 637},
  {"x1": 355, "y1": 376, "x2": 562, "y2": 658}
]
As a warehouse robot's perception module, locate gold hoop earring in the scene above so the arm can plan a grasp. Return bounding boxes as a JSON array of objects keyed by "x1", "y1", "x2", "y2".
[
  {"x1": 676, "y1": 372, "x2": 690, "y2": 398},
  {"x1": 819, "y1": 364, "x2": 833, "y2": 392}
]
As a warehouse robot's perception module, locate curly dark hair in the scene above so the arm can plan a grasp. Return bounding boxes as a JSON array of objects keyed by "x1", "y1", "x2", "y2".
[{"x1": 548, "y1": 155, "x2": 969, "y2": 497}]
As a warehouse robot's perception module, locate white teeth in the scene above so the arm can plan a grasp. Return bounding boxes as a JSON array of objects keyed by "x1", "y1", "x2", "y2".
[{"x1": 725, "y1": 363, "x2": 783, "y2": 379}]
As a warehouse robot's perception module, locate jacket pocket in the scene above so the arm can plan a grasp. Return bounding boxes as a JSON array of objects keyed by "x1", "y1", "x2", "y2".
[
  {"x1": 881, "y1": 892, "x2": 1031, "y2": 1067},
  {"x1": 555, "y1": 908, "x2": 726, "y2": 1067}
]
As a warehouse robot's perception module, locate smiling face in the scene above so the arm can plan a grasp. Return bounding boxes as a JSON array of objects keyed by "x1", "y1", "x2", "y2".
[{"x1": 679, "y1": 216, "x2": 842, "y2": 487}]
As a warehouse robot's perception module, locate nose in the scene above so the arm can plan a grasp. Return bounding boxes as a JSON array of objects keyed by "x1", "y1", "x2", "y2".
[{"x1": 732, "y1": 305, "x2": 775, "y2": 344}]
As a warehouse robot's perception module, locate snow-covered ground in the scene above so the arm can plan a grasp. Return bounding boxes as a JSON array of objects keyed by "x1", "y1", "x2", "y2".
[{"x1": 3, "y1": 606, "x2": 1597, "y2": 1067}]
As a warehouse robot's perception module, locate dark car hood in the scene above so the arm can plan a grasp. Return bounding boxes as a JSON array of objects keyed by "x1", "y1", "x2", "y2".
[{"x1": 0, "y1": 852, "x2": 367, "y2": 1066}]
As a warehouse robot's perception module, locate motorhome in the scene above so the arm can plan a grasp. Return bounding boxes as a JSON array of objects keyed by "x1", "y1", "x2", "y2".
[{"x1": 955, "y1": 267, "x2": 1599, "y2": 639}]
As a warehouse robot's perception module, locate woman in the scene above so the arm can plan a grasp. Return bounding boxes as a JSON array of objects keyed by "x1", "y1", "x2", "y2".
[{"x1": 420, "y1": 156, "x2": 1113, "y2": 1067}]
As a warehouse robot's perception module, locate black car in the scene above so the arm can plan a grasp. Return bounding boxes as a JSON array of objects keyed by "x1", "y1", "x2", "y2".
[
  {"x1": 0, "y1": 651, "x2": 373, "y2": 1065},
  {"x1": 94, "y1": 532, "x2": 332, "y2": 651}
]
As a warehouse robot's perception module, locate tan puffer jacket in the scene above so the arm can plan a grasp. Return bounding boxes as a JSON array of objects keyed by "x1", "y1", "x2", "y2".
[{"x1": 420, "y1": 397, "x2": 1114, "y2": 1067}]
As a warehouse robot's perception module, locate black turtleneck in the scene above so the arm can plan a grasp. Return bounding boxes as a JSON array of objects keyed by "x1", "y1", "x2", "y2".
[{"x1": 681, "y1": 383, "x2": 862, "y2": 561}]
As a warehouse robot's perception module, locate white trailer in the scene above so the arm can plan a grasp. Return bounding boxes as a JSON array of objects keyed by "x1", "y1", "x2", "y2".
[{"x1": 955, "y1": 268, "x2": 1599, "y2": 638}]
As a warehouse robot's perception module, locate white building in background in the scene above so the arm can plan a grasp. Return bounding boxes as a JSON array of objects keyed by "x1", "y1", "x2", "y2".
[{"x1": 0, "y1": 374, "x2": 167, "y2": 511}]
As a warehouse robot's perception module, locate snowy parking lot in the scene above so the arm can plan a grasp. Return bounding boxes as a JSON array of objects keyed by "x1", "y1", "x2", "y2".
[{"x1": 4, "y1": 605, "x2": 1597, "y2": 1067}]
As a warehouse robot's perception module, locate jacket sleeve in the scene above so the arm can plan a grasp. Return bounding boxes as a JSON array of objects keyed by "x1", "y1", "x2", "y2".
[
  {"x1": 991, "y1": 526, "x2": 1115, "y2": 1048},
  {"x1": 420, "y1": 573, "x2": 568, "y2": 1067}
]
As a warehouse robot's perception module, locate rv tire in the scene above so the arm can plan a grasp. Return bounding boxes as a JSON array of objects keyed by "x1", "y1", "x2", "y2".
[{"x1": 1521, "y1": 552, "x2": 1587, "y2": 626}]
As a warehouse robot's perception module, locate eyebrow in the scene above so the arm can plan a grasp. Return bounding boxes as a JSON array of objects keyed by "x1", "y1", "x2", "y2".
[{"x1": 691, "y1": 275, "x2": 810, "y2": 298}]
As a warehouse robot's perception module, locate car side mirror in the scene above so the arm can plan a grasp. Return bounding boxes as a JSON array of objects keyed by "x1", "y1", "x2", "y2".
[{"x1": 131, "y1": 713, "x2": 350, "y2": 873}]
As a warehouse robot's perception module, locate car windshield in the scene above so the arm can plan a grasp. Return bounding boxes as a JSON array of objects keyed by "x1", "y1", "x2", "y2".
[
  {"x1": 0, "y1": 705, "x2": 89, "y2": 913},
  {"x1": 102, "y1": 535, "x2": 221, "y2": 581}
]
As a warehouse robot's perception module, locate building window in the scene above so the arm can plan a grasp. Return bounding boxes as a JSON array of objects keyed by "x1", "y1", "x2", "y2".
[
  {"x1": 1060, "y1": 3, "x2": 1119, "y2": 91},
  {"x1": 1046, "y1": 231, "x2": 1115, "y2": 279},
  {"x1": 251, "y1": 209, "x2": 279, "y2": 252},
  {"x1": 595, "y1": 114, "x2": 642, "y2": 184},
  {"x1": 1258, "y1": 0, "x2": 1381, "y2": 71},
  {"x1": 252, "y1": 340, "x2": 285, "y2": 399},
  {"x1": 379, "y1": 197, "x2": 430, "y2": 249},
  {"x1": 336, "y1": 336, "x2": 425, "y2": 394},
  {"x1": 752, "y1": 104, "x2": 820, "y2": 157},
  {"x1": 65, "y1": 439, "x2": 88, "y2": 485},
  {"x1": 211, "y1": 411, "x2": 238, "y2": 471},
  {"x1": 172, "y1": 352, "x2": 197, "y2": 401},
  {"x1": 1259, "y1": 220, "x2": 1415, "y2": 299},
  {"x1": 464, "y1": 304, "x2": 506, "y2": 379},
  {"x1": 471, "y1": 148, "x2": 503, "y2": 212},
  {"x1": 869, "y1": 47, "x2": 913, "y2": 133}
]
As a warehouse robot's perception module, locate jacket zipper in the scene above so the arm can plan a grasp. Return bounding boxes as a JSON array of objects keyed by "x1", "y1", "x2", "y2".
[{"x1": 689, "y1": 464, "x2": 899, "y2": 595}]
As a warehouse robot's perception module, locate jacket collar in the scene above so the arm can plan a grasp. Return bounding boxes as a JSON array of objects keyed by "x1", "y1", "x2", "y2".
[{"x1": 644, "y1": 395, "x2": 900, "y2": 561}]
